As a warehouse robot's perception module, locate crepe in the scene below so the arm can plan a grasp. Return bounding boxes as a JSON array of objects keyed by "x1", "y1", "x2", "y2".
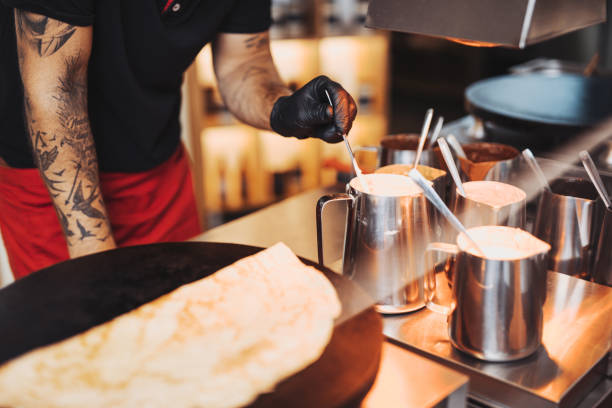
[{"x1": 0, "y1": 243, "x2": 341, "y2": 408}]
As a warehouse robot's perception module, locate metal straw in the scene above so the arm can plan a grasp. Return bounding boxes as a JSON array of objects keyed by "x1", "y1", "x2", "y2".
[
  {"x1": 437, "y1": 138, "x2": 466, "y2": 196},
  {"x1": 408, "y1": 168, "x2": 485, "y2": 257},
  {"x1": 413, "y1": 108, "x2": 434, "y2": 168},
  {"x1": 446, "y1": 134, "x2": 467, "y2": 159},
  {"x1": 427, "y1": 116, "x2": 444, "y2": 147},
  {"x1": 324, "y1": 90, "x2": 370, "y2": 193},
  {"x1": 522, "y1": 148, "x2": 552, "y2": 192},
  {"x1": 579, "y1": 150, "x2": 612, "y2": 209}
]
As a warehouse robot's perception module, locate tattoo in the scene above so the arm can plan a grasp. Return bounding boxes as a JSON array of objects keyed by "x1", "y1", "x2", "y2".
[
  {"x1": 71, "y1": 180, "x2": 104, "y2": 219},
  {"x1": 65, "y1": 161, "x2": 81, "y2": 204},
  {"x1": 76, "y1": 219, "x2": 95, "y2": 240},
  {"x1": 15, "y1": 11, "x2": 76, "y2": 57},
  {"x1": 56, "y1": 207, "x2": 75, "y2": 239},
  {"x1": 224, "y1": 56, "x2": 290, "y2": 129},
  {"x1": 244, "y1": 34, "x2": 268, "y2": 51}
]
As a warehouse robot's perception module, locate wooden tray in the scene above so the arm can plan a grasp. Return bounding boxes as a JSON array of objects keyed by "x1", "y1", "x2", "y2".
[{"x1": 0, "y1": 242, "x2": 382, "y2": 407}]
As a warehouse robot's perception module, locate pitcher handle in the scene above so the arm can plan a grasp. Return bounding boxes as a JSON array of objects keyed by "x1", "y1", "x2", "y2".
[
  {"x1": 425, "y1": 242, "x2": 459, "y2": 315},
  {"x1": 316, "y1": 193, "x2": 354, "y2": 268}
]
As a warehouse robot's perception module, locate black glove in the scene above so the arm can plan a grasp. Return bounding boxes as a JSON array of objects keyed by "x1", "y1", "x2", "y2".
[{"x1": 270, "y1": 75, "x2": 357, "y2": 143}]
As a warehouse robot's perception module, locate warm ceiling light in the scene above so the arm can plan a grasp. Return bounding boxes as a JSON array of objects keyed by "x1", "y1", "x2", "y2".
[{"x1": 446, "y1": 38, "x2": 500, "y2": 48}]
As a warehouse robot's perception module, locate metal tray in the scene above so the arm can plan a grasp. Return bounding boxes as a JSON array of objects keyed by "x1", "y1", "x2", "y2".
[{"x1": 383, "y1": 271, "x2": 612, "y2": 408}]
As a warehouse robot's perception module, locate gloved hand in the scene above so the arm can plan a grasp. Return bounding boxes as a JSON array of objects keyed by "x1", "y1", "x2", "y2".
[{"x1": 270, "y1": 75, "x2": 357, "y2": 143}]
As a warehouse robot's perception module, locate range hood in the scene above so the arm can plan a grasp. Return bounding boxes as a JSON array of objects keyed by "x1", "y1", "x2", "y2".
[{"x1": 365, "y1": 0, "x2": 607, "y2": 48}]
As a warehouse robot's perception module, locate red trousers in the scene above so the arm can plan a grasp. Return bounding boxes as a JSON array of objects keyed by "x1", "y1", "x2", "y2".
[{"x1": 0, "y1": 144, "x2": 202, "y2": 279}]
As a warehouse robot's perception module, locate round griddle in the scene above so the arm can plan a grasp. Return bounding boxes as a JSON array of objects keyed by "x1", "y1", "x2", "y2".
[
  {"x1": 0, "y1": 242, "x2": 382, "y2": 408},
  {"x1": 466, "y1": 73, "x2": 612, "y2": 128}
]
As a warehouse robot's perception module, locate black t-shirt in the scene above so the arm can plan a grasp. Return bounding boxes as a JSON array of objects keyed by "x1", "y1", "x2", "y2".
[{"x1": 0, "y1": 0, "x2": 271, "y2": 171}]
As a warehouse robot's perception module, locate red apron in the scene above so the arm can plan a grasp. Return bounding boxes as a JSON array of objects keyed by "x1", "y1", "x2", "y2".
[{"x1": 0, "y1": 144, "x2": 202, "y2": 279}]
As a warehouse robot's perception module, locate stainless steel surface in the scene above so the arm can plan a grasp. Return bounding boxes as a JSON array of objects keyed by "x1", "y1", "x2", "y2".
[
  {"x1": 325, "y1": 89, "x2": 369, "y2": 192},
  {"x1": 458, "y1": 143, "x2": 522, "y2": 183},
  {"x1": 533, "y1": 179, "x2": 601, "y2": 279},
  {"x1": 192, "y1": 184, "x2": 612, "y2": 407},
  {"x1": 317, "y1": 174, "x2": 435, "y2": 314},
  {"x1": 408, "y1": 169, "x2": 482, "y2": 254},
  {"x1": 428, "y1": 116, "x2": 445, "y2": 148},
  {"x1": 593, "y1": 206, "x2": 612, "y2": 286},
  {"x1": 450, "y1": 181, "x2": 526, "y2": 234},
  {"x1": 425, "y1": 227, "x2": 550, "y2": 362},
  {"x1": 413, "y1": 108, "x2": 434, "y2": 168},
  {"x1": 447, "y1": 135, "x2": 467, "y2": 159},
  {"x1": 523, "y1": 148, "x2": 552, "y2": 192},
  {"x1": 191, "y1": 188, "x2": 470, "y2": 408},
  {"x1": 366, "y1": 0, "x2": 606, "y2": 48},
  {"x1": 379, "y1": 134, "x2": 440, "y2": 168},
  {"x1": 580, "y1": 150, "x2": 612, "y2": 209},
  {"x1": 438, "y1": 138, "x2": 466, "y2": 196},
  {"x1": 385, "y1": 271, "x2": 612, "y2": 408}
]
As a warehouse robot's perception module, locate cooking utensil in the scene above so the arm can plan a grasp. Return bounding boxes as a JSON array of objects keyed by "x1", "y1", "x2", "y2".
[
  {"x1": 324, "y1": 90, "x2": 369, "y2": 193},
  {"x1": 316, "y1": 173, "x2": 435, "y2": 314},
  {"x1": 413, "y1": 108, "x2": 434, "y2": 168},
  {"x1": 0, "y1": 242, "x2": 382, "y2": 408},
  {"x1": 533, "y1": 178, "x2": 601, "y2": 279},
  {"x1": 522, "y1": 148, "x2": 552, "y2": 192},
  {"x1": 465, "y1": 73, "x2": 612, "y2": 150},
  {"x1": 457, "y1": 142, "x2": 521, "y2": 182},
  {"x1": 579, "y1": 150, "x2": 612, "y2": 209},
  {"x1": 446, "y1": 134, "x2": 467, "y2": 159},
  {"x1": 450, "y1": 180, "x2": 527, "y2": 231},
  {"x1": 408, "y1": 169, "x2": 484, "y2": 256},
  {"x1": 377, "y1": 134, "x2": 440, "y2": 167},
  {"x1": 437, "y1": 138, "x2": 465, "y2": 196},
  {"x1": 427, "y1": 116, "x2": 444, "y2": 147},
  {"x1": 425, "y1": 226, "x2": 551, "y2": 362}
]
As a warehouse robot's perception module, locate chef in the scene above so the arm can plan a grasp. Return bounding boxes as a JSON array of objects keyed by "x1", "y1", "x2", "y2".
[{"x1": 0, "y1": 0, "x2": 357, "y2": 279}]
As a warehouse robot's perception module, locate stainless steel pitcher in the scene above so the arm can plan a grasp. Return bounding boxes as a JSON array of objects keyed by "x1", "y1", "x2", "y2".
[
  {"x1": 592, "y1": 206, "x2": 612, "y2": 287},
  {"x1": 316, "y1": 174, "x2": 435, "y2": 314},
  {"x1": 533, "y1": 178, "x2": 602, "y2": 279},
  {"x1": 425, "y1": 226, "x2": 551, "y2": 362},
  {"x1": 355, "y1": 134, "x2": 440, "y2": 168}
]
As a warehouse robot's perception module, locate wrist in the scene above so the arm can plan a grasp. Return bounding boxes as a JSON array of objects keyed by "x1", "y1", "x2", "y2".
[
  {"x1": 67, "y1": 236, "x2": 117, "y2": 259},
  {"x1": 269, "y1": 95, "x2": 294, "y2": 137}
]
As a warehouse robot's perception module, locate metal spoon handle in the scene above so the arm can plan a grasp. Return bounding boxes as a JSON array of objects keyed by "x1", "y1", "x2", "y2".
[
  {"x1": 413, "y1": 108, "x2": 434, "y2": 168},
  {"x1": 437, "y1": 138, "x2": 466, "y2": 196},
  {"x1": 408, "y1": 168, "x2": 485, "y2": 256},
  {"x1": 522, "y1": 149, "x2": 552, "y2": 192},
  {"x1": 580, "y1": 150, "x2": 612, "y2": 209},
  {"x1": 446, "y1": 134, "x2": 467, "y2": 159},
  {"x1": 324, "y1": 90, "x2": 370, "y2": 193},
  {"x1": 427, "y1": 116, "x2": 444, "y2": 147}
]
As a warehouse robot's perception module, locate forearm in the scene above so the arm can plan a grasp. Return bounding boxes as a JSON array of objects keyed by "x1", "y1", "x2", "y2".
[
  {"x1": 15, "y1": 10, "x2": 116, "y2": 258},
  {"x1": 213, "y1": 32, "x2": 291, "y2": 130},
  {"x1": 23, "y1": 82, "x2": 116, "y2": 257}
]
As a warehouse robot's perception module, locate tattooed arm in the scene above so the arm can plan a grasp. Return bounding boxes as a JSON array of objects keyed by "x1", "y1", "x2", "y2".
[
  {"x1": 14, "y1": 10, "x2": 117, "y2": 258},
  {"x1": 211, "y1": 31, "x2": 291, "y2": 130}
]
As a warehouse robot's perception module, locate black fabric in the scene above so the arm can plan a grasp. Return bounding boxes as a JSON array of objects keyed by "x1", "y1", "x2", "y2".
[{"x1": 0, "y1": 0, "x2": 271, "y2": 171}]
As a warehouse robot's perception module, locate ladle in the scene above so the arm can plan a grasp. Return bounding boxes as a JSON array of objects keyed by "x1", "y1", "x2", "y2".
[
  {"x1": 324, "y1": 90, "x2": 370, "y2": 193},
  {"x1": 579, "y1": 150, "x2": 612, "y2": 209},
  {"x1": 446, "y1": 134, "x2": 467, "y2": 159},
  {"x1": 408, "y1": 168, "x2": 485, "y2": 257},
  {"x1": 437, "y1": 138, "x2": 466, "y2": 196},
  {"x1": 413, "y1": 108, "x2": 434, "y2": 168},
  {"x1": 522, "y1": 149, "x2": 552, "y2": 192}
]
